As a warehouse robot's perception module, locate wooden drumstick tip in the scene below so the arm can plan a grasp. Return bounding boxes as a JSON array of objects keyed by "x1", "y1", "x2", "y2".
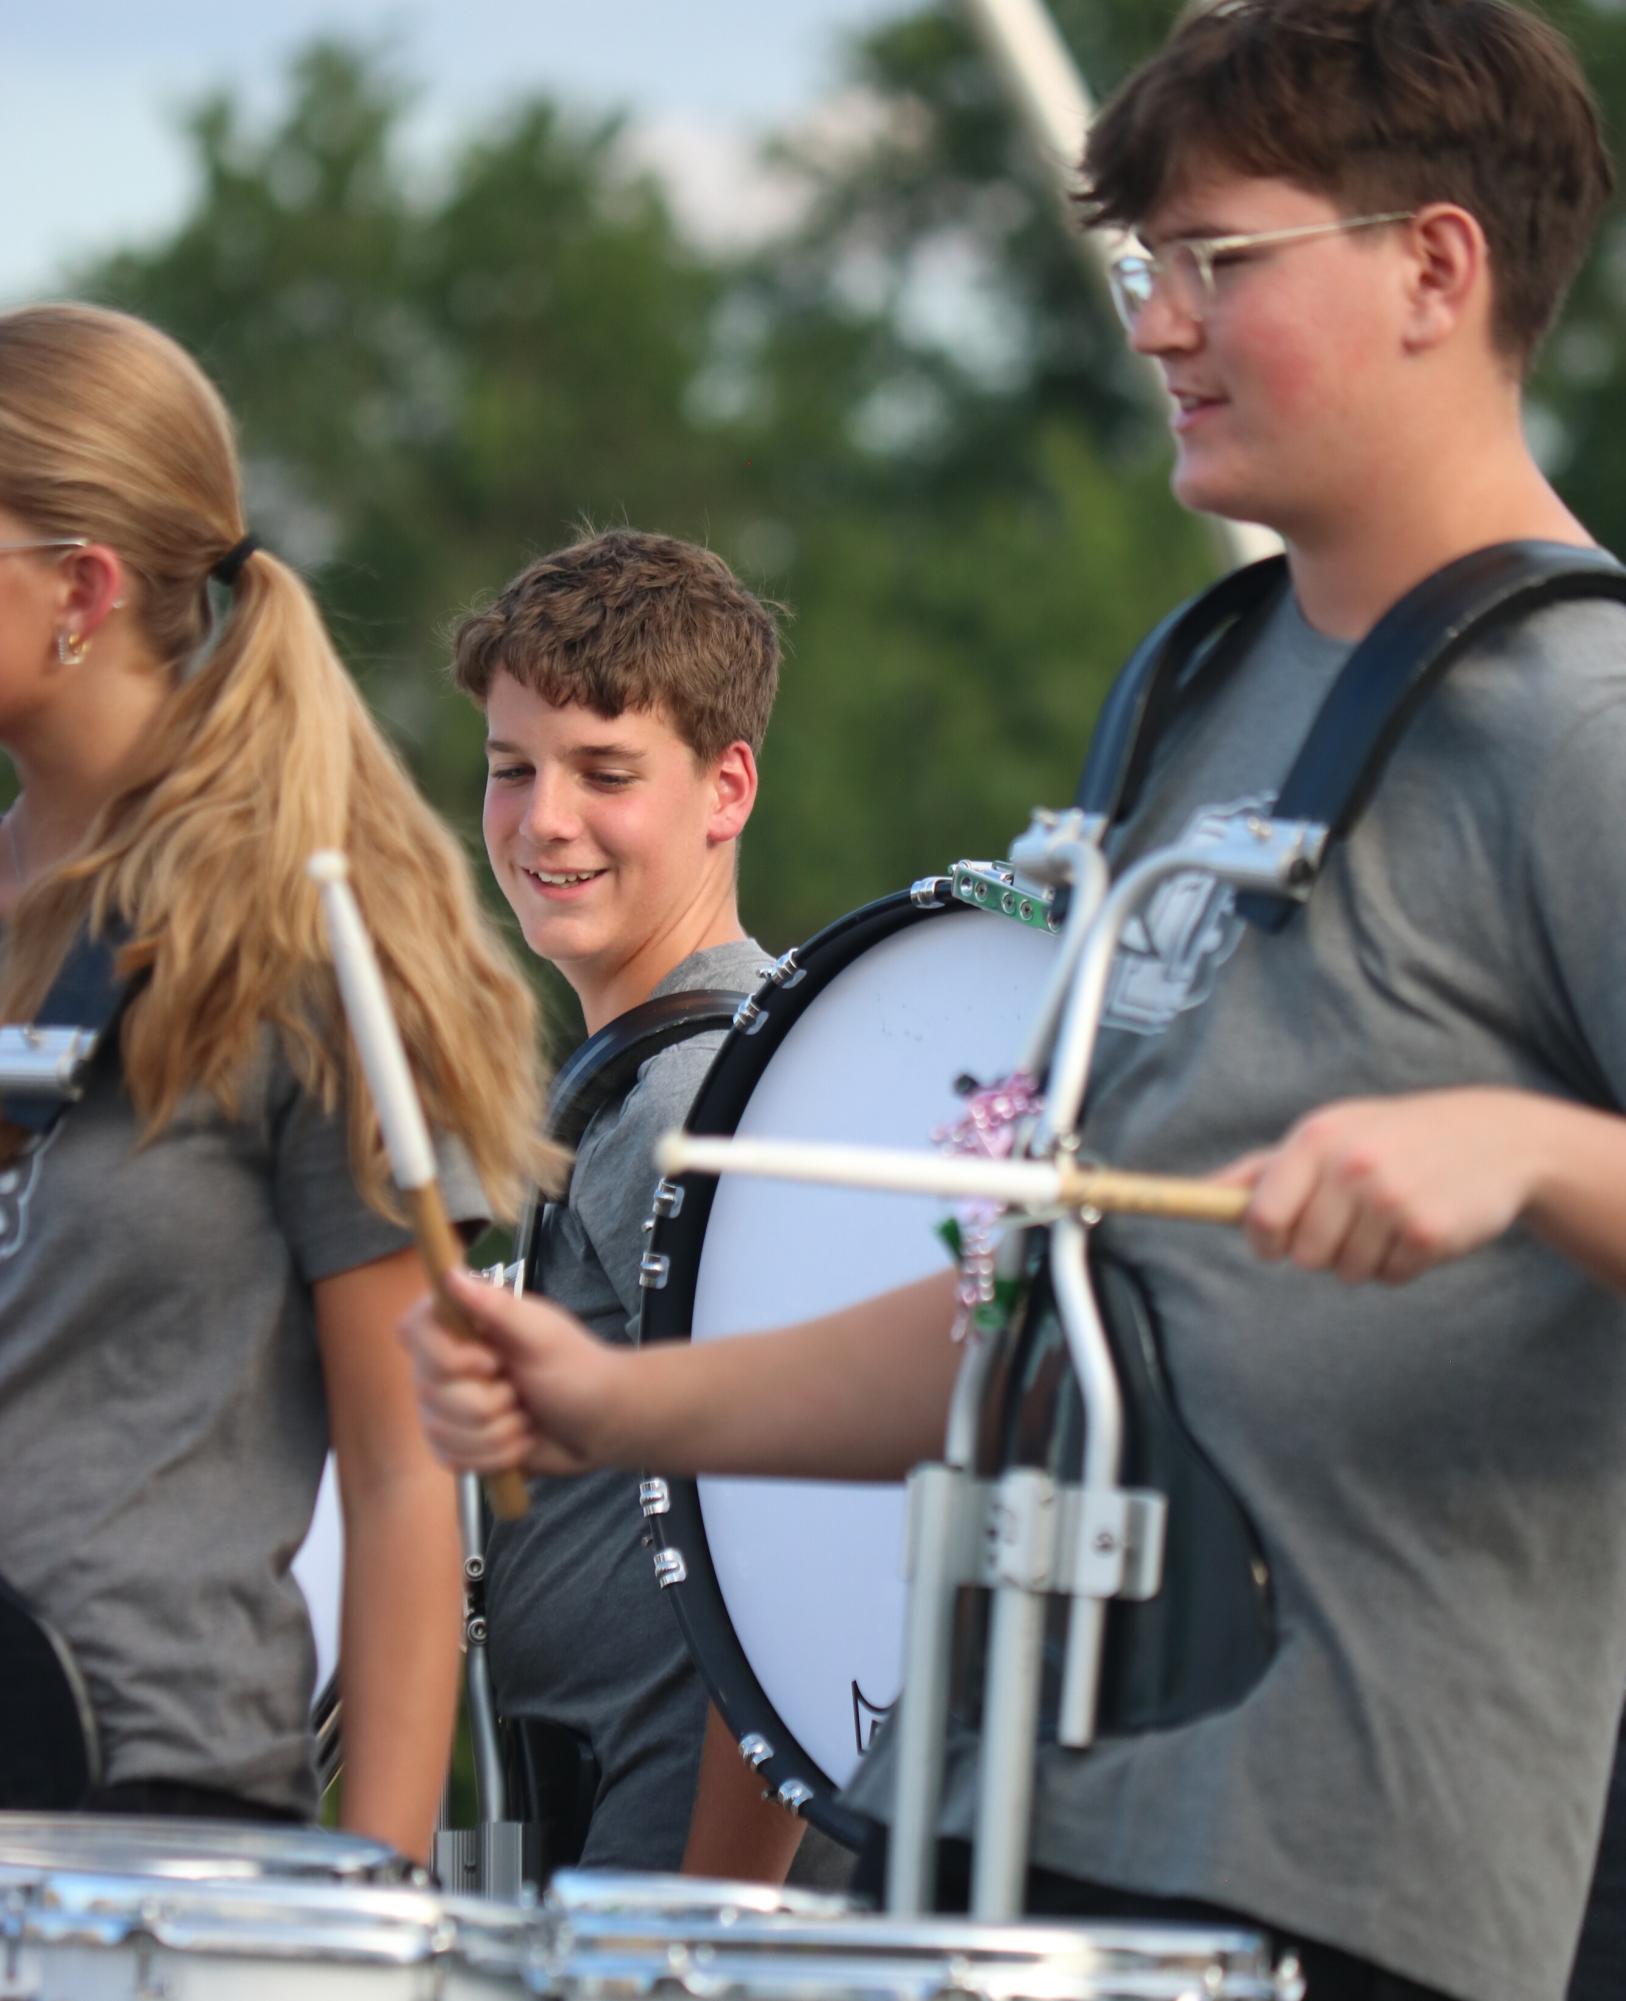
[{"x1": 654, "y1": 1130, "x2": 686, "y2": 1177}]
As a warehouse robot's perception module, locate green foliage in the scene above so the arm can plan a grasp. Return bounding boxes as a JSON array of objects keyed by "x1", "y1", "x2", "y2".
[
  {"x1": 65, "y1": 0, "x2": 1626, "y2": 961},
  {"x1": 68, "y1": 14, "x2": 1211, "y2": 962}
]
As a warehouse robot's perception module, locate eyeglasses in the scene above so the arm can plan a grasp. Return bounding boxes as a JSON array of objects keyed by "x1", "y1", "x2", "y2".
[
  {"x1": 0, "y1": 537, "x2": 88, "y2": 558},
  {"x1": 1108, "y1": 212, "x2": 1418, "y2": 333}
]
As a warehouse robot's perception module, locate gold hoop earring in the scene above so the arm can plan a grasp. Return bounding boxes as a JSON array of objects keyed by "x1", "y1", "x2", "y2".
[{"x1": 55, "y1": 629, "x2": 89, "y2": 667}]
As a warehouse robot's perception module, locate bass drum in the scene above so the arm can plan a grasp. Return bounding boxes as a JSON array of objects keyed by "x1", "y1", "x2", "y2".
[{"x1": 639, "y1": 881, "x2": 1055, "y2": 1845}]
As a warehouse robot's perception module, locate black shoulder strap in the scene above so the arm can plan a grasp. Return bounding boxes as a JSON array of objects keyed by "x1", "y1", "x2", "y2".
[
  {"x1": 1075, "y1": 555, "x2": 1287, "y2": 825},
  {"x1": 1, "y1": 920, "x2": 138, "y2": 1136},
  {"x1": 1238, "y1": 540, "x2": 1626, "y2": 930},
  {"x1": 545, "y1": 989, "x2": 747, "y2": 1155},
  {"x1": 524, "y1": 988, "x2": 747, "y2": 1292}
]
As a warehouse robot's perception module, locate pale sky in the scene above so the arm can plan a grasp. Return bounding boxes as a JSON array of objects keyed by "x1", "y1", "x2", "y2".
[{"x1": 0, "y1": 1, "x2": 913, "y2": 298}]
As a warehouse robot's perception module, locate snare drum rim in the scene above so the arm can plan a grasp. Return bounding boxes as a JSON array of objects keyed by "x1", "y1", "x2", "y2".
[{"x1": 639, "y1": 884, "x2": 968, "y2": 1847}]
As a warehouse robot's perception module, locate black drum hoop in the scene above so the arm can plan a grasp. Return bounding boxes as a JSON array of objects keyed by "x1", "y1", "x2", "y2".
[{"x1": 639, "y1": 882, "x2": 970, "y2": 1847}]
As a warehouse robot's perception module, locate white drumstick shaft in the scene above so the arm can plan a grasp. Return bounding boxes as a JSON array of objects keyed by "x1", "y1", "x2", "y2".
[
  {"x1": 307, "y1": 851, "x2": 437, "y2": 1190},
  {"x1": 657, "y1": 1131, "x2": 1067, "y2": 1209}
]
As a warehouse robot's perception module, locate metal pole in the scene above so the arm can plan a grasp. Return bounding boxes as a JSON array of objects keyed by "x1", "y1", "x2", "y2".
[{"x1": 958, "y1": 0, "x2": 1280, "y2": 570}]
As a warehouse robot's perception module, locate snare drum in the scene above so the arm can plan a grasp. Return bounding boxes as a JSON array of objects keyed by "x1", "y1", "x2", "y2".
[
  {"x1": 0, "y1": 1870, "x2": 534, "y2": 1999},
  {"x1": 539, "y1": 1870, "x2": 1303, "y2": 2001},
  {"x1": 639, "y1": 881, "x2": 1056, "y2": 1842},
  {"x1": 0, "y1": 1812, "x2": 413, "y2": 1883}
]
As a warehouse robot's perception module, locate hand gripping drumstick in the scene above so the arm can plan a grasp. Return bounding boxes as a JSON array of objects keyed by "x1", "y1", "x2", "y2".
[
  {"x1": 307, "y1": 851, "x2": 529, "y2": 1522},
  {"x1": 655, "y1": 1131, "x2": 1249, "y2": 1225}
]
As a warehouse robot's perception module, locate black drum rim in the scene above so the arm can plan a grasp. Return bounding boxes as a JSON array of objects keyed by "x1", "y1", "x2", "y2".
[{"x1": 639, "y1": 884, "x2": 967, "y2": 1847}]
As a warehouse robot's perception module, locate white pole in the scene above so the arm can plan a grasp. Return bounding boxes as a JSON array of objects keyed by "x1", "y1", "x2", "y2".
[{"x1": 959, "y1": 0, "x2": 1280, "y2": 569}]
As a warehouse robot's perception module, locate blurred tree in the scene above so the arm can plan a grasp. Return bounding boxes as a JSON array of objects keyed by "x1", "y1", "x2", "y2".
[
  {"x1": 72, "y1": 17, "x2": 1214, "y2": 960},
  {"x1": 67, "y1": 0, "x2": 1626, "y2": 960}
]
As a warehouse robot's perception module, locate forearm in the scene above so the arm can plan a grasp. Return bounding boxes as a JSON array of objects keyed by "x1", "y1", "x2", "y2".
[
  {"x1": 335, "y1": 1464, "x2": 462, "y2": 1861},
  {"x1": 682, "y1": 1704, "x2": 806, "y2": 1881},
  {"x1": 1519, "y1": 1094, "x2": 1626, "y2": 1292},
  {"x1": 607, "y1": 1270, "x2": 961, "y2": 1481}
]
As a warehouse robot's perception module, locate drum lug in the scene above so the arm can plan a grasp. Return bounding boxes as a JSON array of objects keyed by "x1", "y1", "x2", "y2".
[
  {"x1": 652, "y1": 1547, "x2": 688, "y2": 1587},
  {"x1": 911, "y1": 874, "x2": 953, "y2": 908},
  {"x1": 732, "y1": 995, "x2": 766, "y2": 1034},
  {"x1": 639, "y1": 1478, "x2": 671, "y2": 1518},
  {"x1": 775, "y1": 1778, "x2": 814, "y2": 1813},
  {"x1": 650, "y1": 1178, "x2": 685, "y2": 1219},
  {"x1": 638, "y1": 1251, "x2": 670, "y2": 1290},
  {"x1": 739, "y1": 1732, "x2": 774, "y2": 1767},
  {"x1": 764, "y1": 947, "x2": 805, "y2": 988}
]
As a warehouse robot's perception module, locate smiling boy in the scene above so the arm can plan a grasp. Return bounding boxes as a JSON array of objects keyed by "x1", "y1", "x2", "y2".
[
  {"x1": 452, "y1": 528, "x2": 789, "y2": 1873},
  {"x1": 409, "y1": 8, "x2": 1626, "y2": 1998}
]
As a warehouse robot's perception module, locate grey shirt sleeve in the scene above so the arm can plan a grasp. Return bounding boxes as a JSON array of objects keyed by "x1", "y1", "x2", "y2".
[
  {"x1": 569, "y1": 1031, "x2": 730, "y2": 1333},
  {"x1": 269, "y1": 1057, "x2": 490, "y2": 1286}
]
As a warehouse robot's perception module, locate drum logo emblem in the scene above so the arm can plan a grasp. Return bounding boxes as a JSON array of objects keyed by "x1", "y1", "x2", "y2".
[
  {"x1": 852, "y1": 1681, "x2": 897, "y2": 1755},
  {"x1": 1102, "y1": 796, "x2": 1270, "y2": 1036}
]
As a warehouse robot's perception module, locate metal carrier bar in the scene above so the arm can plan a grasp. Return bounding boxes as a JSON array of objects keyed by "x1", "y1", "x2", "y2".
[
  {"x1": 885, "y1": 834, "x2": 1111, "y2": 1917},
  {"x1": 891, "y1": 813, "x2": 1326, "y2": 1921},
  {"x1": 433, "y1": 1256, "x2": 535, "y2": 1895}
]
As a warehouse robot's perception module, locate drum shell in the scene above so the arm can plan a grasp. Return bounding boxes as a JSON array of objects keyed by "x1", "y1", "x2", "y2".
[
  {"x1": 0, "y1": 1812, "x2": 413, "y2": 1885},
  {"x1": 639, "y1": 887, "x2": 1058, "y2": 1840},
  {"x1": 539, "y1": 1869, "x2": 1296, "y2": 2001},
  {"x1": 0, "y1": 1871, "x2": 535, "y2": 1999}
]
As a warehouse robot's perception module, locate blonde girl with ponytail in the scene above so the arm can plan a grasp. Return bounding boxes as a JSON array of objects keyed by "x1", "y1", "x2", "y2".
[{"x1": 0, "y1": 303, "x2": 557, "y2": 1861}]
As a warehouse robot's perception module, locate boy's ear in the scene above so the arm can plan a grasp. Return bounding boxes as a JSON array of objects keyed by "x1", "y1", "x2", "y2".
[
  {"x1": 1400, "y1": 204, "x2": 1485, "y2": 357},
  {"x1": 706, "y1": 741, "x2": 758, "y2": 845}
]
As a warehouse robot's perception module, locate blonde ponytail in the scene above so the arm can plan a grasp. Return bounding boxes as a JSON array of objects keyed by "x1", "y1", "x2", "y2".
[{"x1": 0, "y1": 304, "x2": 558, "y2": 1218}]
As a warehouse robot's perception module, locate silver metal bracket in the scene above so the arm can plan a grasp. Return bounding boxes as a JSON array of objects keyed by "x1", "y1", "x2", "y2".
[
  {"x1": 732, "y1": 994, "x2": 766, "y2": 1034},
  {"x1": 911, "y1": 874, "x2": 953, "y2": 909},
  {"x1": 637, "y1": 1251, "x2": 670, "y2": 1291},
  {"x1": 1197, "y1": 813, "x2": 1328, "y2": 895},
  {"x1": 739, "y1": 1733, "x2": 773, "y2": 1767},
  {"x1": 652, "y1": 1546, "x2": 687, "y2": 1587},
  {"x1": 639, "y1": 1478, "x2": 671, "y2": 1518},
  {"x1": 1007, "y1": 807, "x2": 1108, "y2": 886},
  {"x1": 906, "y1": 1466, "x2": 1166, "y2": 1602},
  {"x1": 650, "y1": 1178, "x2": 684, "y2": 1219},
  {"x1": 0, "y1": 1023, "x2": 100, "y2": 1101},
  {"x1": 949, "y1": 859, "x2": 1059, "y2": 934}
]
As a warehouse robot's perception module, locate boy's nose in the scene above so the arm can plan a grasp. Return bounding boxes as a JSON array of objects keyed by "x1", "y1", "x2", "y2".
[{"x1": 522, "y1": 772, "x2": 582, "y2": 842}]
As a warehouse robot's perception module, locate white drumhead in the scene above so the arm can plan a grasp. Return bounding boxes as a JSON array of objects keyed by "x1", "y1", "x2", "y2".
[
  {"x1": 291, "y1": 1454, "x2": 343, "y2": 1700},
  {"x1": 692, "y1": 905, "x2": 1055, "y2": 1791}
]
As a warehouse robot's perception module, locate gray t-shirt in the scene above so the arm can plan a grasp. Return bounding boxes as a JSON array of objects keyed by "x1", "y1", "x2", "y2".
[
  {"x1": 0, "y1": 1027, "x2": 485, "y2": 1816},
  {"x1": 485, "y1": 938, "x2": 766, "y2": 1868},
  {"x1": 848, "y1": 590, "x2": 1626, "y2": 2001}
]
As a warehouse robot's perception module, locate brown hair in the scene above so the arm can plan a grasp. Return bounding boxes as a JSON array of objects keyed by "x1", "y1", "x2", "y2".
[
  {"x1": 1081, "y1": 0, "x2": 1614, "y2": 370},
  {"x1": 0, "y1": 304, "x2": 558, "y2": 1217},
  {"x1": 452, "y1": 528, "x2": 781, "y2": 762}
]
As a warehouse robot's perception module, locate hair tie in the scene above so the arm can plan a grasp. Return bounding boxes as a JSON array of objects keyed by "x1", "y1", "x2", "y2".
[{"x1": 210, "y1": 533, "x2": 260, "y2": 589}]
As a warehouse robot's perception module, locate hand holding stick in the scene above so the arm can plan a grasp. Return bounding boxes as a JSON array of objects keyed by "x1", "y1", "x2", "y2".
[{"x1": 308, "y1": 851, "x2": 529, "y2": 1521}]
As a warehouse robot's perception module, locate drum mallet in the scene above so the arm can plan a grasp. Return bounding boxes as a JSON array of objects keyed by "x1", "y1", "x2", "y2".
[
  {"x1": 655, "y1": 1131, "x2": 1249, "y2": 1226},
  {"x1": 308, "y1": 851, "x2": 529, "y2": 1522}
]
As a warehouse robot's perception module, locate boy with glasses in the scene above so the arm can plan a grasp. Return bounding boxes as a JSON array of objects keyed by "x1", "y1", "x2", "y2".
[{"x1": 405, "y1": 6, "x2": 1626, "y2": 1996}]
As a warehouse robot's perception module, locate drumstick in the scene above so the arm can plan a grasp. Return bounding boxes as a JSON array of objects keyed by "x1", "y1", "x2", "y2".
[
  {"x1": 307, "y1": 852, "x2": 529, "y2": 1522},
  {"x1": 655, "y1": 1131, "x2": 1248, "y2": 1225}
]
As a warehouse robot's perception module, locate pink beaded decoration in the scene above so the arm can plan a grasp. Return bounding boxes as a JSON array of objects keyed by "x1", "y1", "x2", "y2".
[{"x1": 933, "y1": 1072, "x2": 1044, "y2": 1340}]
